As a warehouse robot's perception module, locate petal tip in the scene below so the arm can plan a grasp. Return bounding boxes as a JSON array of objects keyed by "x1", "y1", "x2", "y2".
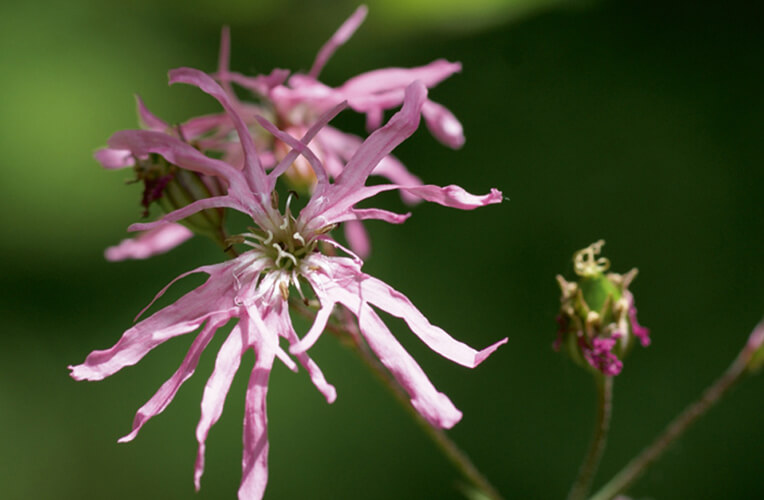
[
  {"x1": 488, "y1": 188, "x2": 504, "y2": 204},
  {"x1": 117, "y1": 431, "x2": 137, "y2": 444},
  {"x1": 68, "y1": 364, "x2": 97, "y2": 381},
  {"x1": 474, "y1": 337, "x2": 508, "y2": 366},
  {"x1": 325, "y1": 387, "x2": 338, "y2": 404}
]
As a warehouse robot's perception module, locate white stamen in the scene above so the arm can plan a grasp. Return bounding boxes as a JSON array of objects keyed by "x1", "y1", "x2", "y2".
[
  {"x1": 285, "y1": 191, "x2": 296, "y2": 214},
  {"x1": 273, "y1": 243, "x2": 298, "y2": 267},
  {"x1": 293, "y1": 232, "x2": 306, "y2": 246},
  {"x1": 291, "y1": 270, "x2": 306, "y2": 301},
  {"x1": 242, "y1": 232, "x2": 267, "y2": 242},
  {"x1": 263, "y1": 230, "x2": 274, "y2": 245}
]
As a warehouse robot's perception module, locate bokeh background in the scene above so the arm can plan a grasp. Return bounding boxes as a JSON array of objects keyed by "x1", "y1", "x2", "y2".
[{"x1": 1, "y1": 0, "x2": 762, "y2": 498}]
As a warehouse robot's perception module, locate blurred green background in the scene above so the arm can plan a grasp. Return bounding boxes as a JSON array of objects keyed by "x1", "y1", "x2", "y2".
[{"x1": 1, "y1": 0, "x2": 762, "y2": 498}]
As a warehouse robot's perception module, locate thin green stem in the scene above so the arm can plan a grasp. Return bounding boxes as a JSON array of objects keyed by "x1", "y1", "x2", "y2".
[
  {"x1": 290, "y1": 299, "x2": 504, "y2": 500},
  {"x1": 589, "y1": 321, "x2": 763, "y2": 500},
  {"x1": 567, "y1": 375, "x2": 614, "y2": 500}
]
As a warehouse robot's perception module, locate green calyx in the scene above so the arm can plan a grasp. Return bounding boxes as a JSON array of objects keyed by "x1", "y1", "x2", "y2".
[
  {"x1": 135, "y1": 153, "x2": 228, "y2": 245},
  {"x1": 555, "y1": 240, "x2": 641, "y2": 373}
]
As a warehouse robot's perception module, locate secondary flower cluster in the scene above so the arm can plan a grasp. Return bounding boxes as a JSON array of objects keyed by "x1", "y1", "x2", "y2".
[
  {"x1": 100, "y1": 5, "x2": 464, "y2": 260},
  {"x1": 71, "y1": 8, "x2": 506, "y2": 500}
]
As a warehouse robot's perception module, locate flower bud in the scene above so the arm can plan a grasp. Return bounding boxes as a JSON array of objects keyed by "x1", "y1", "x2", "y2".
[
  {"x1": 133, "y1": 153, "x2": 227, "y2": 242},
  {"x1": 554, "y1": 240, "x2": 650, "y2": 376}
]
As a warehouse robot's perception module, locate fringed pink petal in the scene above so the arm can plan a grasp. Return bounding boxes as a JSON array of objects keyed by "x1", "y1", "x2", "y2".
[
  {"x1": 169, "y1": 68, "x2": 269, "y2": 197},
  {"x1": 105, "y1": 223, "x2": 193, "y2": 261},
  {"x1": 421, "y1": 99, "x2": 464, "y2": 149},
  {"x1": 308, "y1": 5, "x2": 368, "y2": 79},
  {"x1": 365, "y1": 107, "x2": 383, "y2": 131},
  {"x1": 181, "y1": 113, "x2": 234, "y2": 141},
  {"x1": 344, "y1": 89, "x2": 406, "y2": 113},
  {"x1": 318, "y1": 127, "x2": 423, "y2": 204},
  {"x1": 350, "y1": 208, "x2": 411, "y2": 224},
  {"x1": 68, "y1": 261, "x2": 239, "y2": 382},
  {"x1": 195, "y1": 322, "x2": 248, "y2": 491},
  {"x1": 272, "y1": 78, "x2": 342, "y2": 116},
  {"x1": 333, "y1": 81, "x2": 426, "y2": 191},
  {"x1": 237, "y1": 329, "x2": 276, "y2": 500},
  {"x1": 302, "y1": 82, "x2": 427, "y2": 225},
  {"x1": 256, "y1": 123, "x2": 323, "y2": 189},
  {"x1": 358, "y1": 273, "x2": 508, "y2": 368},
  {"x1": 305, "y1": 183, "x2": 500, "y2": 232},
  {"x1": 368, "y1": 157, "x2": 423, "y2": 205},
  {"x1": 340, "y1": 59, "x2": 462, "y2": 95},
  {"x1": 127, "y1": 196, "x2": 240, "y2": 233},
  {"x1": 134, "y1": 258, "x2": 245, "y2": 321},
  {"x1": 305, "y1": 258, "x2": 464, "y2": 428},
  {"x1": 357, "y1": 303, "x2": 462, "y2": 428},
  {"x1": 329, "y1": 208, "x2": 411, "y2": 257},
  {"x1": 262, "y1": 101, "x2": 347, "y2": 187},
  {"x1": 217, "y1": 26, "x2": 231, "y2": 81},
  {"x1": 227, "y1": 69, "x2": 290, "y2": 96},
  {"x1": 274, "y1": 345, "x2": 298, "y2": 372},
  {"x1": 94, "y1": 148, "x2": 134, "y2": 169},
  {"x1": 343, "y1": 219, "x2": 371, "y2": 259},
  {"x1": 320, "y1": 144, "x2": 345, "y2": 179},
  {"x1": 397, "y1": 185, "x2": 503, "y2": 210},
  {"x1": 108, "y1": 129, "x2": 241, "y2": 182},
  {"x1": 288, "y1": 300, "x2": 336, "y2": 356},
  {"x1": 135, "y1": 95, "x2": 168, "y2": 131},
  {"x1": 273, "y1": 302, "x2": 337, "y2": 403},
  {"x1": 118, "y1": 315, "x2": 227, "y2": 443}
]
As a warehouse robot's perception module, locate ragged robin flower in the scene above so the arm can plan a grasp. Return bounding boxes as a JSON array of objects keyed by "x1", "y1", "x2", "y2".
[
  {"x1": 70, "y1": 69, "x2": 506, "y2": 500},
  {"x1": 97, "y1": 6, "x2": 465, "y2": 261},
  {"x1": 214, "y1": 5, "x2": 465, "y2": 257}
]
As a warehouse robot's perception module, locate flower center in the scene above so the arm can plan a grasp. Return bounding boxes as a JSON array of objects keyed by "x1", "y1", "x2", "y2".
[{"x1": 230, "y1": 192, "x2": 317, "y2": 272}]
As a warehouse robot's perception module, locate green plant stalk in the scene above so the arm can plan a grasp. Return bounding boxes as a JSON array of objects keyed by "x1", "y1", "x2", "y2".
[
  {"x1": 589, "y1": 323, "x2": 762, "y2": 500},
  {"x1": 290, "y1": 299, "x2": 504, "y2": 500},
  {"x1": 567, "y1": 375, "x2": 613, "y2": 500}
]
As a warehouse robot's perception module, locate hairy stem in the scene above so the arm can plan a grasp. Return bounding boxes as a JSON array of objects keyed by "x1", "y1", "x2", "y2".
[
  {"x1": 567, "y1": 375, "x2": 613, "y2": 500},
  {"x1": 589, "y1": 320, "x2": 764, "y2": 500},
  {"x1": 290, "y1": 299, "x2": 504, "y2": 500}
]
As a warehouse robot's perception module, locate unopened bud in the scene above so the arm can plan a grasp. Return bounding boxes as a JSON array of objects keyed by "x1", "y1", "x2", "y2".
[{"x1": 555, "y1": 240, "x2": 650, "y2": 377}]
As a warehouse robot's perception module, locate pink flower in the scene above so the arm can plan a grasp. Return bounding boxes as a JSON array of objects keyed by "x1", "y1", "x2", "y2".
[
  {"x1": 96, "y1": 8, "x2": 466, "y2": 261},
  {"x1": 104, "y1": 223, "x2": 193, "y2": 261},
  {"x1": 71, "y1": 69, "x2": 506, "y2": 499},
  {"x1": 216, "y1": 6, "x2": 465, "y2": 256},
  {"x1": 96, "y1": 95, "x2": 247, "y2": 261}
]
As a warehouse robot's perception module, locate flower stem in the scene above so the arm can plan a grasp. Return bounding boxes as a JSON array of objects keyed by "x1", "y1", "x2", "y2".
[
  {"x1": 567, "y1": 375, "x2": 613, "y2": 500},
  {"x1": 289, "y1": 299, "x2": 504, "y2": 500},
  {"x1": 589, "y1": 321, "x2": 763, "y2": 500}
]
